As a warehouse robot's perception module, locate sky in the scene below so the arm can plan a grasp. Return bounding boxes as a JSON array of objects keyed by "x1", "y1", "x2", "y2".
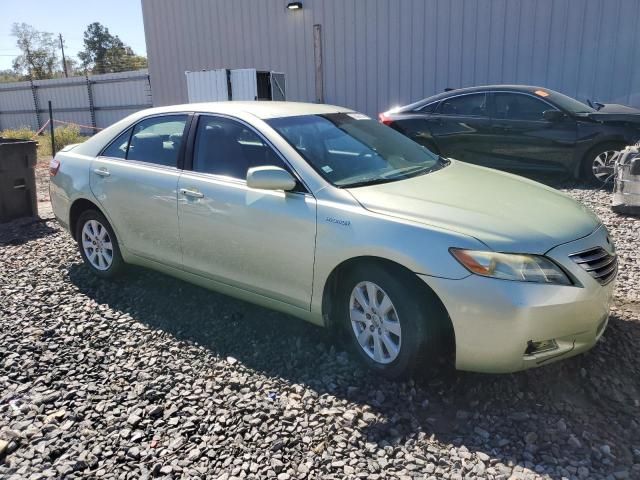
[{"x1": 0, "y1": 0, "x2": 147, "y2": 70}]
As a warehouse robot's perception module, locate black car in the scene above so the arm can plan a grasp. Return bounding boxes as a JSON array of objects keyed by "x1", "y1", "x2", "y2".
[{"x1": 379, "y1": 85, "x2": 640, "y2": 184}]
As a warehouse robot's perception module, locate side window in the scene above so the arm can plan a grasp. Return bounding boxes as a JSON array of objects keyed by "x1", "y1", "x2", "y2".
[
  {"x1": 127, "y1": 115, "x2": 188, "y2": 167},
  {"x1": 193, "y1": 116, "x2": 287, "y2": 179},
  {"x1": 417, "y1": 101, "x2": 439, "y2": 113},
  {"x1": 494, "y1": 93, "x2": 551, "y2": 121},
  {"x1": 439, "y1": 93, "x2": 488, "y2": 117},
  {"x1": 102, "y1": 128, "x2": 132, "y2": 159}
]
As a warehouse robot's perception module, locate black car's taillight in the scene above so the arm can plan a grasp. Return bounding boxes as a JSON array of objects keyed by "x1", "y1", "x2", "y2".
[{"x1": 378, "y1": 112, "x2": 393, "y2": 126}]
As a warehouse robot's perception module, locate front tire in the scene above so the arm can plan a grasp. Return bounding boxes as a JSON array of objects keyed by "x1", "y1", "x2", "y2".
[
  {"x1": 337, "y1": 262, "x2": 449, "y2": 379},
  {"x1": 76, "y1": 210, "x2": 124, "y2": 278},
  {"x1": 581, "y1": 142, "x2": 625, "y2": 185}
]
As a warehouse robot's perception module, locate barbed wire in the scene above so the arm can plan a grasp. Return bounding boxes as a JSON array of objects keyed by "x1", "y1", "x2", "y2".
[{"x1": 29, "y1": 119, "x2": 103, "y2": 140}]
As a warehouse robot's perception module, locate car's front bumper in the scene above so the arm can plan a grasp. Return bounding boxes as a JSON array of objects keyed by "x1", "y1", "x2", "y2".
[{"x1": 421, "y1": 225, "x2": 616, "y2": 373}]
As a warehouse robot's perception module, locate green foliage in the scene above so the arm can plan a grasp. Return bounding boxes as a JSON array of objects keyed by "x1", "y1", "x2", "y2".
[
  {"x1": 0, "y1": 69, "x2": 22, "y2": 83},
  {"x1": 0, "y1": 127, "x2": 34, "y2": 141},
  {"x1": 79, "y1": 22, "x2": 148, "y2": 74},
  {"x1": 11, "y1": 23, "x2": 59, "y2": 80},
  {"x1": 50, "y1": 124, "x2": 87, "y2": 153},
  {"x1": 1, "y1": 125, "x2": 88, "y2": 158}
]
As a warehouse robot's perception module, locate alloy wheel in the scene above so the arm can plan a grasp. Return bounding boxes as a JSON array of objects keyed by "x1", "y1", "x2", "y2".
[
  {"x1": 81, "y1": 219, "x2": 114, "y2": 271},
  {"x1": 592, "y1": 150, "x2": 619, "y2": 183},
  {"x1": 349, "y1": 281, "x2": 402, "y2": 364}
]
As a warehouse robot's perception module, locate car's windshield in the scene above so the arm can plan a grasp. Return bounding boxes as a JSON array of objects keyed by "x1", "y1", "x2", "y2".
[
  {"x1": 543, "y1": 90, "x2": 596, "y2": 114},
  {"x1": 267, "y1": 113, "x2": 445, "y2": 187}
]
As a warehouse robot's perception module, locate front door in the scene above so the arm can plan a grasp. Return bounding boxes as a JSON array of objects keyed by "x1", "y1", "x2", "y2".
[
  {"x1": 487, "y1": 92, "x2": 577, "y2": 173},
  {"x1": 90, "y1": 114, "x2": 189, "y2": 267},
  {"x1": 178, "y1": 114, "x2": 317, "y2": 309}
]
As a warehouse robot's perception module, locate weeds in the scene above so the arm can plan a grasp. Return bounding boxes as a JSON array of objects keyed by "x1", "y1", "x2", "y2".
[{"x1": 1, "y1": 125, "x2": 88, "y2": 158}]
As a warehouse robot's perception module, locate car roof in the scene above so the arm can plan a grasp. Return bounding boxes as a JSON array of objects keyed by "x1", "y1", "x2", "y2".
[
  {"x1": 69, "y1": 101, "x2": 356, "y2": 158},
  {"x1": 139, "y1": 101, "x2": 353, "y2": 119},
  {"x1": 394, "y1": 84, "x2": 554, "y2": 112}
]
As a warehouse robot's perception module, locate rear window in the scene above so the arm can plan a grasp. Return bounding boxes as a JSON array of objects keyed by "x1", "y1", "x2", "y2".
[
  {"x1": 438, "y1": 93, "x2": 488, "y2": 117},
  {"x1": 416, "y1": 101, "x2": 439, "y2": 114},
  {"x1": 100, "y1": 114, "x2": 188, "y2": 168},
  {"x1": 102, "y1": 128, "x2": 132, "y2": 159},
  {"x1": 128, "y1": 116, "x2": 187, "y2": 167}
]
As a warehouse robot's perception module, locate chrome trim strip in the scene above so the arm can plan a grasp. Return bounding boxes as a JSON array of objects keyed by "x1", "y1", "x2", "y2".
[
  {"x1": 569, "y1": 246, "x2": 618, "y2": 285},
  {"x1": 584, "y1": 255, "x2": 616, "y2": 271}
]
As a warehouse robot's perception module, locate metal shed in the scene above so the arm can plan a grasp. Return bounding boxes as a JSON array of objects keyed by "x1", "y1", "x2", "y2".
[{"x1": 185, "y1": 69, "x2": 286, "y2": 102}]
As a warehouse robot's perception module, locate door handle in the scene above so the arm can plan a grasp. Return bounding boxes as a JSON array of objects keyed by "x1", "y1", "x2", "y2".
[
  {"x1": 93, "y1": 168, "x2": 110, "y2": 177},
  {"x1": 180, "y1": 188, "x2": 204, "y2": 199}
]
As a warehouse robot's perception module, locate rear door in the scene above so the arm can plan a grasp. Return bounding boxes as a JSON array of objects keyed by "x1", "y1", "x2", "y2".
[
  {"x1": 426, "y1": 92, "x2": 495, "y2": 166},
  {"x1": 90, "y1": 114, "x2": 190, "y2": 267},
  {"x1": 487, "y1": 92, "x2": 578, "y2": 173},
  {"x1": 177, "y1": 114, "x2": 317, "y2": 309}
]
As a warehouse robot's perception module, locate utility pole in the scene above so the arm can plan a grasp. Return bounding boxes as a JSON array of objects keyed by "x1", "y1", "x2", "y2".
[{"x1": 59, "y1": 33, "x2": 68, "y2": 78}]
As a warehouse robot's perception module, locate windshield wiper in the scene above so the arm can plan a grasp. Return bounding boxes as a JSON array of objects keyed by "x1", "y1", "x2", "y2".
[
  {"x1": 378, "y1": 165, "x2": 426, "y2": 178},
  {"x1": 338, "y1": 176, "x2": 398, "y2": 188},
  {"x1": 339, "y1": 159, "x2": 450, "y2": 188}
]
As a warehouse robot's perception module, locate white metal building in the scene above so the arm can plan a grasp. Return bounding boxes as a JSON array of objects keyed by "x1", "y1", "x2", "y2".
[{"x1": 141, "y1": 0, "x2": 640, "y2": 116}]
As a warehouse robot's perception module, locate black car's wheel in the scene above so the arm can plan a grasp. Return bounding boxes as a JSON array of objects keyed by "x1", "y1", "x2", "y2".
[
  {"x1": 337, "y1": 262, "x2": 450, "y2": 379},
  {"x1": 76, "y1": 210, "x2": 125, "y2": 278},
  {"x1": 581, "y1": 142, "x2": 625, "y2": 185}
]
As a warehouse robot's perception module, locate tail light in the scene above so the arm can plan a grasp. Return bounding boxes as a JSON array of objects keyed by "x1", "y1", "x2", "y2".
[
  {"x1": 49, "y1": 157, "x2": 61, "y2": 176},
  {"x1": 378, "y1": 112, "x2": 393, "y2": 126}
]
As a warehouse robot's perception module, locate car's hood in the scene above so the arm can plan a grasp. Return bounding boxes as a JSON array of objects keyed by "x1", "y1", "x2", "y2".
[
  {"x1": 346, "y1": 161, "x2": 601, "y2": 254},
  {"x1": 596, "y1": 103, "x2": 640, "y2": 114},
  {"x1": 584, "y1": 103, "x2": 640, "y2": 124}
]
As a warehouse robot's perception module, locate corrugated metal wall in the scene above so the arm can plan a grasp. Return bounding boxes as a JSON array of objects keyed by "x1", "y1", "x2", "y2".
[
  {"x1": 0, "y1": 70, "x2": 153, "y2": 133},
  {"x1": 142, "y1": 0, "x2": 640, "y2": 116}
]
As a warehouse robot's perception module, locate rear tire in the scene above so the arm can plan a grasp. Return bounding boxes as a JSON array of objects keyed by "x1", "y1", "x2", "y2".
[
  {"x1": 581, "y1": 142, "x2": 625, "y2": 185},
  {"x1": 336, "y1": 262, "x2": 450, "y2": 379},
  {"x1": 75, "y1": 210, "x2": 124, "y2": 279}
]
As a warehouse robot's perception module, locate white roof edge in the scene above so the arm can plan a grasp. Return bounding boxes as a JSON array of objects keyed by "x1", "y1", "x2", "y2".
[{"x1": 142, "y1": 101, "x2": 354, "y2": 119}]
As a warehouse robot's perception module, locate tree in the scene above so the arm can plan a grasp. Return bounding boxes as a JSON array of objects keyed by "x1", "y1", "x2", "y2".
[
  {"x1": 79, "y1": 22, "x2": 147, "y2": 74},
  {"x1": 0, "y1": 69, "x2": 22, "y2": 83},
  {"x1": 11, "y1": 23, "x2": 59, "y2": 79},
  {"x1": 63, "y1": 57, "x2": 82, "y2": 77}
]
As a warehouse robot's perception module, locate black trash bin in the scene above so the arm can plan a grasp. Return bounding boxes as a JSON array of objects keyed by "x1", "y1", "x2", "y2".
[{"x1": 0, "y1": 138, "x2": 38, "y2": 223}]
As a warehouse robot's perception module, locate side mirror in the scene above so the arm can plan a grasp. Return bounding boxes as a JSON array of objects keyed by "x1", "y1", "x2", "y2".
[
  {"x1": 246, "y1": 166, "x2": 296, "y2": 191},
  {"x1": 630, "y1": 157, "x2": 640, "y2": 176},
  {"x1": 543, "y1": 110, "x2": 565, "y2": 122}
]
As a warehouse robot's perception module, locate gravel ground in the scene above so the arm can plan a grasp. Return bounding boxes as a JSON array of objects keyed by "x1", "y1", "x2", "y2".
[
  {"x1": 1, "y1": 179, "x2": 639, "y2": 479},
  {"x1": 35, "y1": 156, "x2": 52, "y2": 205}
]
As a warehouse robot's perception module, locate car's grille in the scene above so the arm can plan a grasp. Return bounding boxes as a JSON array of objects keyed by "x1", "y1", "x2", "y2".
[{"x1": 569, "y1": 247, "x2": 618, "y2": 285}]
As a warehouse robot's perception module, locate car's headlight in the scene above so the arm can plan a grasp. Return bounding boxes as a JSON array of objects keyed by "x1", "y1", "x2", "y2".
[{"x1": 450, "y1": 248, "x2": 572, "y2": 285}]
